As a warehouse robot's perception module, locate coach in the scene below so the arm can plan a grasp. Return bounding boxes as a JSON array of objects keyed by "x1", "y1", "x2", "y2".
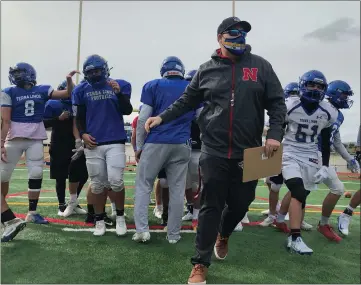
[{"x1": 145, "y1": 16, "x2": 287, "y2": 283}]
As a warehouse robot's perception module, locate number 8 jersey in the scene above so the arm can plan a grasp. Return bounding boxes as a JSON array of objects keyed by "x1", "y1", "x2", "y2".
[
  {"x1": 283, "y1": 96, "x2": 338, "y2": 167},
  {"x1": 1, "y1": 85, "x2": 53, "y2": 140}
]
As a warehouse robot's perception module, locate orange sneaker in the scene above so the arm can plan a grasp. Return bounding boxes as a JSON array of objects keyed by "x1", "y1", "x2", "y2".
[
  {"x1": 188, "y1": 264, "x2": 207, "y2": 284},
  {"x1": 214, "y1": 233, "x2": 228, "y2": 260}
]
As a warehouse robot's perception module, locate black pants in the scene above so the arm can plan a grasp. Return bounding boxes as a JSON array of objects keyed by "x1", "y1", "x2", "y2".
[{"x1": 191, "y1": 152, "x2": 257, "y2": 267}]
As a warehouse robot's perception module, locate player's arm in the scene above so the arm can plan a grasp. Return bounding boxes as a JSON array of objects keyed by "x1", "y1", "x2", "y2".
[
  {"x1": 51, "y1": 71, "x2": 78, "y2": 99},
  {"x1": 75, "y1": 104, "x2": 87, "y2": 137},
  {"x1": 159, "y1": 71, "x2": 204, "y2": 124},
  {"x1": 43, "y1": 103, "x2": 58, "y2": 128},
  {"x1": 320, "y1": 127, "x2": 332, "y2": 166},
  {"x1": 136, "y1": 104, "x2": 153, "y2": 151},
  {"x1": 333, "y1": 131, "x2": 353, "y2": 162},
  {"x1": 131, "y1": 128, "x2": 137, "y2": 152},
  {"x1": 264, "y1": 63, "x2": 287, "y2": 142},
  {"x1": 1, "y1": 91, "x2": 12, "y2": 146},
  {"x1": 116, "y1": 82, "x2": 133, "y2": 115}
]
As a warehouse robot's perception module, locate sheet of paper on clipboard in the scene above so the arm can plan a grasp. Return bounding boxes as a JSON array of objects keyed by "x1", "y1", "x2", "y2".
[{"x1": 242, "y1": 144, "x2": 283, "y2": 183}]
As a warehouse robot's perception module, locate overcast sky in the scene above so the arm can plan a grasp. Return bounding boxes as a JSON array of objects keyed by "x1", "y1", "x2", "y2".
[{"x1": 1, "y1": 1, "x2": 360, "y2": 142}]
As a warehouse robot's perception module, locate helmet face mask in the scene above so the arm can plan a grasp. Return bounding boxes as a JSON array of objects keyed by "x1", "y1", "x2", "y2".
[
  {"x1": 299, "y1": 70, "x2": 328, "y2": 103},
  {"x1": 83, "y1": 55, "x2": 110, "y2": 85},
  {"x1": 9, "y1": 62, "x2": 37, "y2": 87}
]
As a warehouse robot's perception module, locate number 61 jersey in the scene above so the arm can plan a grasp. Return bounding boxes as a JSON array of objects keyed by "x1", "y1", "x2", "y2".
[{"x1": 283, "y1": 96, "x2": 338, "y2": 167}]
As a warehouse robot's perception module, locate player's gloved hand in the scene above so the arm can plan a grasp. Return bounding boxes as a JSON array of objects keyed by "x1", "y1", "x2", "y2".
[
  {"x1": 314, "y1": 166, "x2": 329, "y2": 184},
  {"x1": 71, "y1": 139, "x2": 84, "y2": 161},
  {"x1": 59, "y1": 111, "x2": 70, "y2": 121},
  {"x1": 347, "y1": 159, "x2": 360, "y2": 173}
]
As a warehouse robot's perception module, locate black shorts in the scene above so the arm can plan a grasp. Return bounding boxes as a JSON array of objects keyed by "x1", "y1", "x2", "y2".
[
  {"x1": 68, "y1": 153, "x2": 88, "y2": 183},
  {"x1": 157, "y1": 168, "x2": 167, "y2": 179},
  {"x1": 269, "y1": 173, "x2": 284, "y2": 185},
  {"x1": 49, "y1": 144, "x2": 73, "y2": 180}
]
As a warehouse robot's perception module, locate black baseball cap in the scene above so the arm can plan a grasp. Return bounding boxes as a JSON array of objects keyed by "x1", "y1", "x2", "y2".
[{"x1": 217, "y1": 17, "x2": 252, "y2": 34}]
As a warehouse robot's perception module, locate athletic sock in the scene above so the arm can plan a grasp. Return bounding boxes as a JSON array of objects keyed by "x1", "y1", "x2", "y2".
[
  {"x1": 290, "y1": 229, "x2": 301, "y2": 241},
  {"x1": 343, "y1": 205, "x2": 354, "y2": 216},
  {"x1": 320, "y1": 216, "x2": 329, "y2": 226},
  {"x1": 116, "y1": 209, "x2": 124, "y2": 217},
  {"x1": 276, "y1": 213, "x2": 286, "y2": 223},
  {"x1": 87, "y1": 204, "x2": 95, "y2": 215},
  {"x1": 1, "y1": 209, "x2": 16, "y2": 224},
  {"x1": 29, "y1": 199, "x2": 39, "y2": 212}
]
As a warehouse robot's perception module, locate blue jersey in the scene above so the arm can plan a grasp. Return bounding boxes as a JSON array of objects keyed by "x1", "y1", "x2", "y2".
[
  {"x1": 1, "y1": 85, "x2": 53, "y2": 123},
  {"x1": 141, "y1": 77, "x2": 194, "y2": 144},
  {"x1": 318, "y1": 108, "x2": 344, "y2": 150},
  {"x1": 44, "y1": 99, "x2": 73, "y2": 119},
  {"x1": 72, "y1": 79, "x2": 131, "y2": 144}
]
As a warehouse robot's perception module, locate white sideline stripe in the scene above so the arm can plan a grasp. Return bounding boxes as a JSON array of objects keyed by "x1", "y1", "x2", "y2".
[
  {"x1": 6, "y1": 196, "x2": 355, "y2": 208},
  {"x1": 14, "y1": 168, "x2": 137, "y2": 175},
  {"x1": 62, "y1": 227, "x2": 195, "y2": 233}
]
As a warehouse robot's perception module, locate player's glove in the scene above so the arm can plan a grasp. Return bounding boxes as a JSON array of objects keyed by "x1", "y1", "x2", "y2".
[
  {"x1": 314, "y1": 166, "x2": 329, "y2": 184},
  {"x1": 347, "y1": 159, "x2": 360, "y2": 173},
  {"x1": 71, "y1": 139, "x2": 84, "y2": 161}
]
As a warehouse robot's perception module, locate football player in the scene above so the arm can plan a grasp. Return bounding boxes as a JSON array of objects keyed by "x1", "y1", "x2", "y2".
[
  {"x1": 133, "y1": 56, "x2": 194, "y2": 244},
  {"x1": 73, "y1": 54, "x2": 132, "y2": 236},
  {"x1": 316, "y1": 80, "x2": 359, "y2": 241},
  {"x1": 182, "y1": 70, "x2": 203, "y2": 231},
  {"x1": 337, "y1": 124, "x2": 361, "y2": 236},
  {"x1": 280, "y1": 70, "x2": 338, "y2": 255},
  {"x1": 43, "y1": 80, "x2": 87, "y2": 217},
  {"x1": 1, "y1": 62, "x2": 76, "y2": 242}
]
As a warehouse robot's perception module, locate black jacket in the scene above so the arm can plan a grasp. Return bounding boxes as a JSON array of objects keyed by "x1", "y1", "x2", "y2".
[{"x1": 159, "y1": 46, "x2": 286, "y2": 159}]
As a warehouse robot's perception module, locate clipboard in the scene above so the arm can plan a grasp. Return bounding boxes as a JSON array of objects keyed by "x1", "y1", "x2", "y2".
[{"x1": 242, "y1": 144, "x2": 283, "y2": 183}]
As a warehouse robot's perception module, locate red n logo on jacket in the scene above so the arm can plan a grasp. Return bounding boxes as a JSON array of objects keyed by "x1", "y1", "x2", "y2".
[{"x1": 242, "y1": 68, "x2": 258, "y2": 82}]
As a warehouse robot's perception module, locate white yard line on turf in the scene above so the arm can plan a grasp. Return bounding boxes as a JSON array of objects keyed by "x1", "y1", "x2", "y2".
[
  {"x1": 7, "y1": 196, "x2": 355, "y2": 208},
  {"x1": 14, "y1": 168, "x2": 136, "y2": 174},
  {"x1": 62, "y1": 227, "x2": 195, "y2": 233}
]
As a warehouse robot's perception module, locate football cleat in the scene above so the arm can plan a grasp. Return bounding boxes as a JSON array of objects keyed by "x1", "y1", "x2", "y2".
[
  {"x1": 288, "y1": 236, "x2": 313, "y2": 255},
  {"x1": 241, "y1": 213, "x2": 250, "y2": 224},
  {"x1": 153, "y1": 207, "x2": 163, "y2": 219},
  {"x1": 233, "y1": 222, "x2": 243, "y2": 232},
  {"x1": 301, "y1": 221, "x2": 313, "y2": 231},
  {"x1": 93, "y1": 220, "x2": 106, "y2": 236},
  {"x1": 338, "y1": 213, "x2": 351, "y2": 236},
  {"x1": 317, "y1": 223, "x2": 342, "y2": 242},
  {"x1": 73, "y1": 205, "x2": 87, "y2": 215},
  {"x1": 274, "y1": 221, "x2": 290, "y2": 233},
  {"x1": 132, "y1": 232, "x2": 151, "y2": 243},
  {"x1": 1, "y1": 218, "x2": 26, "y2": 242},
  {"x1": 25, "y1": 213, "x2": 49, "y2": 224},
  {"x1": 182, "y1": 211, "x2": 193, "y2": 221},
  {"x1": 115, "y1": 216, "x2": 127, "y2": 236},
  {"x1": 259, "y1": 215, "x2": 276, "y2": 227}
]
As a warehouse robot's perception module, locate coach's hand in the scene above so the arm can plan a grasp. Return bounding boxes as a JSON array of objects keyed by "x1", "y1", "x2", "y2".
[
  {"x1": 108, "y1": 80, "x2": 121, "y2": 94},
  {"x1": 264, "y1": 139, "x2": 281, "y2": 158},
  {"x1": 145, "y1": 116, "x2": 162, "y2": 133},
  {"x1": 1, "y1": 146, "x2": 7, "y2": 163},
  {"x1": 82, "y1": 134, "x2": 97, "y2": 149}
]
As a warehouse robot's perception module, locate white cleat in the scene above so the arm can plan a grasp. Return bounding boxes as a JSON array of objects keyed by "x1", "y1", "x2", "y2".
[
  {"x1": 261, "y1": 209, "x2": 270, "y2": 216},
  {"x1": 301, "y1": 221, "x2": 313, "y2": 231},
  {"x1": 338, "y1": 213, "x2": 351, "y2": 236},
  {"x1": 285, "y1": 213, "x2": 289, "y2": 221},
  {"x1": 288, "y1": 237, "x2": 313, "y2": 255},
  {"x1": 62, "y1": 200, "x2": 78, "y2": 217},
  {"x1": 153, "y1": 207, "x2": 163, "y2": 219},
  {"x1": 1, "y1": 218, "x2": 26, "y2": 242},
  {"x1": 132, "y1": 232, "x2": 151, "y2": 243},
  {"x1": 233, "y1": 222, "x2": 243, "y2": 232},
  {"x1": 241, "y1": 213, "x2": 250, "y2": 224},
  {"x1": 93, "y1": 220, "x2": 106, "y2": 236},
  {"x1": 73, "y1": 205, "x2": 87, "y2": 215},
  {"x1": 115, "y1": 216, "x2": 127, "y2": 236},
  {"x1": 167, "y1": 235, "x2": 181, "y2": 244},
  {"x1": 182, "y1": 212, "x2": 193, "y2": 221},
  {"x1": 286, "y1": 235, "x2": 292, "y2": 249},
  {"x1": 259, "y1": 215, "x2": 276, "y2": 227},
  {"x1": 57, "y1": 210, "x2": 64, "y2": 217}
]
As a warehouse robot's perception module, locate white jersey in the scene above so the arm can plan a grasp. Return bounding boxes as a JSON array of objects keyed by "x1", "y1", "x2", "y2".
[{"x1": 283, "y1": 97, "x2": 338, "y2": 167}]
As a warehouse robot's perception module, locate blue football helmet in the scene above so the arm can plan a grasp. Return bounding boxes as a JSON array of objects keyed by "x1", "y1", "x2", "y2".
[
  {"x1": 283, "y1": 82, "x2": 299, "y2": 98},
  {"x1": 326, "y1": 80, "x2": 354, "y2": 109},
  {"x1": 9, "y1": 62, "x2": 37, "y2": 87},
  {"x1": 160, "y1": 56, "x2": 185, "y2": 78},
  {"x1": 57, "y1": 80, "x2": 67, "y2": 91},
  {"x1": 299, "y1": 70, "x2": 328, "y2": 103},
  {"x1": 185, "y1": 70, "x2": 197, "y2": 81},
  {"x1": 83, "y1": 54, "x2": 110, "y2": 85}
]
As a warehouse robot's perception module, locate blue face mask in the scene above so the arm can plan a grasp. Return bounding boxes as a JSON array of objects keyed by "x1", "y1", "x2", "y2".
[{"x1": 223, "y1": 35, "x2": 246, "y2": 56}]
